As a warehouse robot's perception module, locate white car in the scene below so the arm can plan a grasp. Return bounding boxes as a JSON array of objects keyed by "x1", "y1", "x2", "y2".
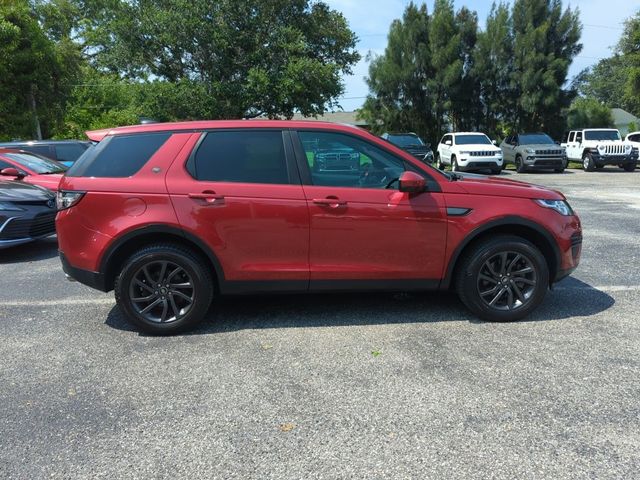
[
  {"x1": 625, "y1": 131, "x2": 640, "y2": 147},
  {"x1": 436, "y1": 132, "x2": 503, "y2": 174},
  {"x1": 561, "y1": 128, "x2": 637, "y2": 172}
]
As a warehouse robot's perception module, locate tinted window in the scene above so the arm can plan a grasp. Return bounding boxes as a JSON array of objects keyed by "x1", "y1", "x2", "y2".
[
  {"x1": 455, "y1": 134, "x2": 492, "y2": 145},
  {"x1": 441, "y1": 135, "x2": 452, "y2": 144},
  {"x1": 568, "y1": 132, "x2": 575, "y2": 142},
  {"x1": 3, "y1": 152, "x2": 66, "y2": 174},
  {"x1": 189, "y1": 131, "x2": 289, "y2": 184},
  {"x1": 55, "y1": 143, "x2": 88, "y2": 163},
  {"x1": 629, "y1": 134, "x2": 640, "y2": 142},
  {"x1": 18, "y1": 145, "x2": 52, "y2": 157},
  {"x1": 298, "y1": 131, "x2": 406, "y2": 189},
  {"x1": 67, "y1": 133, "x2": 171, "y2": 178},
  {"x1": 386, "y1": 134, "x2": 424, "y2": 147},
  {"x1": 584, "y1": 130, "x2": 621, "y2": 141},
  {"x1": 519, "y1": 133, "x2": 554, "y2": 145}
]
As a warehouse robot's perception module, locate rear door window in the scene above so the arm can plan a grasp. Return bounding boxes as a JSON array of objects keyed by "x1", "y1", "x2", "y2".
[
  {"x1": 187, "y1": 130, "x2": 290, "y2": 184},
  {"x1": 54, "y1": 143, "x2": 87, "y2": 163},
  {"x1": 67, "y1": 133, "x2": 171, "y2": 177}
]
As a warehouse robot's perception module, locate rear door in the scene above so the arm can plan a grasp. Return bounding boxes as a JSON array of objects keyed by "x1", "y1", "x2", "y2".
[
  {"x1": 165, "y1": 129, "x2": 310, "y2": 292},
  {"x1": 292, "y1": 129, "x2": 447, "y2": 288}
]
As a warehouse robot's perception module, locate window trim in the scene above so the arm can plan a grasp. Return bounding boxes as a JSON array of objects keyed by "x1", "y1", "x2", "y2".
[
  {"x1": 185, "y1": 128, "x2": 299, "y2": 185},
  {"x1": 290, "y1": 128, "x2": 441, "y2": 192}
]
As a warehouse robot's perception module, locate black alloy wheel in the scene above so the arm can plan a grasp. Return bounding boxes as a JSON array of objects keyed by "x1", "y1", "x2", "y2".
[
  {"x1": 456, "y1": 235, "x2": 549, "y2": 322},
  {"x1": 115, "y1": 244, "x2": 214, "y2": 334}
]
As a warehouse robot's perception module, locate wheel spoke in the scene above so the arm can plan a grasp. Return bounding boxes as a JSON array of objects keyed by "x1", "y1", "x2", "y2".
[
  {"x1": 169, "y1": 295, "x2": 181, "y2": 317},
  {"x1": 485, "y1": 261, "x2": 500, "y2": 278},
  {"x1": 507, "y1": 254, "x2": 522, "y2": 273},
  {"x1": 172, "y1": 290, "x2": 193, "y2": 303},
  {"x1": 158, "y1": 261, "x2": 168, "y2": 283},
  {"x1": 479, "y1": 285, "x2": 500, "y2": 297},
  {"x1": 515, "y1": 277, "x2": 536, "y2": 286},
  {"x1": 499, "y1": 252, "x2": 508, "y2": 274},
  {"x1": 505, "y1": 288, "x2": 514, "y2": 310},
  {"x1": 510, "y1": 280, "x2": 526, "y2": 303},
  {"x1": 131, "y1": 292, "x2": 156, "y2": 302},
  {"x1": 167, "y1": 266, "x2": 182, "y2": 282},
  {"x1": 134, "y1": 278, "x2": 154, "y2": 293},
  {"x1": 512, "y1": 266, "x2": 533, "y2": 275},
  {"x1": 160, "y1": 300, "x2": 169, "y2": 322},
  {"x1": 479, "y1": 273, "x2": 498, "y2": 284},
  {"x1": 140, "y1": 297, "x2": 162, "y2": 314},
  {"x1": 169, "y1": 281, "x2": 192, "y2": 289},
  {"x1": 489, "y1": 288, "x2": 506, "y2": 306},
  {"x1": 142, "y1": 265, "x2": 155, "y2": 285}
]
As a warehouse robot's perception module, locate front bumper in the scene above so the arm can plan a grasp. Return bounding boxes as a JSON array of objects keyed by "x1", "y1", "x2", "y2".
[
  {"x1": 0, "y1": 212, "x2": 56, "y2": 249},
  {"x1": 524, "y1": 156, "x2": 566, "y2": 169},
  {"x1": 59, "y1": 251, "x2": 109, "y2": 291},
  {"x1": 458, "y1": 157, "x2": 503, "y2": 170}
]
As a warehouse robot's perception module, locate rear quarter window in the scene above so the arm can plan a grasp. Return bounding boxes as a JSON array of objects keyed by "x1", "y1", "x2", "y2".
[{"x1": 66, "y1": 133, "x2": 171, "y2": 178}]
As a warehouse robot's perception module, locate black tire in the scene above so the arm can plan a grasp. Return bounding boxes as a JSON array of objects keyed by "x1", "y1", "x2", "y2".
[
  {"x1": 515, "y1": 155, "x2": 526, "y2": 173},
  {"x1": 582, "y1": 152, "x2": 596, "y2": 172},
  {"x1": 436, "y1": 153, "x2": 445, "y2": 170},
  {"x1": 114, "y1": 243, "x2": 214, "y2": 334},
  {"x1": 455, "y1": 235, "x2": 549, "y2": 322},
  {"x1": 491, "y1": 167, "x2": 501, "y2": 175},
  {"x1": 622, "y1": 162, "x2": 636, "y2": 172},
  {"x1": 596, "y1": 164, "x2": 604, "y2": 169},
  {"x1": 451, "y1": 155, "x2": 459, "y2": 172},
  {"x1": 554, "y1": 167, "x2": 565, "y2": 173}
]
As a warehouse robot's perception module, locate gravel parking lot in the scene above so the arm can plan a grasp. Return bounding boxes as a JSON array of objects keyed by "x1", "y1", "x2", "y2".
[{"x1": 1, "y1": 168, "x2": 639, "y2": 479}]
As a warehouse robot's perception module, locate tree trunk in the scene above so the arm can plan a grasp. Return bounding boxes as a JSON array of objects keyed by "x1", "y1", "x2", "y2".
[{"x1": 29, "y1": 85, "x2": 42, "y2": 140}]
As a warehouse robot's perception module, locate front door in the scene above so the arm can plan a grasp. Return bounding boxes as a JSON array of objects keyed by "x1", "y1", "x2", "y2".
[
  {"x1": 293, "y1": 130, "x2": 447, "y2": 289},
  {"x1": 166, "y1": 129, "x2": 309, "y2": 292}
]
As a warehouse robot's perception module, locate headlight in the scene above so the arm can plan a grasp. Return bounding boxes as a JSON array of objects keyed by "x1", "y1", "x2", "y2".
[
  {"x1": 534, "y1": 199, "x2": 574, "y2": 216},
  {"x1": 625, "y1": 144, "x2": 632, "y2": 152},
  {"x1": 598, "y1": 144, "x2": 605, "y2": 152},
  {"x1": 0, "y1": 202, "x2": 25, "y2": 212},
  {"x1": 525, "y1": 148, "x2": 535, "y2": 154},
  {"x1": 56, "y1": 190, "x2": 85, "y2": 210},
  {"x1": 460, "y1": 151, "x2": 473, "y2": 155}
]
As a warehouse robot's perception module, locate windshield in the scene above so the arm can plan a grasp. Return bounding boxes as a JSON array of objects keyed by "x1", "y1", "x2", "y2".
[
  {"x1": 455, "y1": 134, "x2": 492, "y2": 146},
  {"x1": 387, "y1": 134, "x2": 424, "y2": 147},
  {"x1": 3, "y1": 152, "x2": 67, "y2": 174},
  {"x1": 584, "y1": 130, "x2": 621, "y2": 141},
  {"x1": 519, "y1": 133, "x2": 555, "y2": 145}
]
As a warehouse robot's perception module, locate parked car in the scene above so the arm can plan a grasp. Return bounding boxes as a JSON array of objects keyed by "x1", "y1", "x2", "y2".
[
  {"x1": 0, "y1": 180, "x2": 57, "y2": 249},
  {"x1": 500, "y1": 132, "x2": 567, "y2": 173},
  {"x1": 0, "y1": 140, "x2": 91, "y2": 167},
  {"x1": 436, "y1": 132, "x2": 503, "y2": 174},
  {"x1": 57, "y1": 120, "x2": 582, "y2": 334},
  {"x1": 381, "y1": 132, "x2": 434, "y2": 164},
  {"x1": 0, "y1": 149, "x2": 67, "y2": 191},
  {"x1": 625, "y1": 131, "x2": 640, "y2": 147},
  {"x1": 561, "y1": 129, "x2": 638, "y2": 171}
]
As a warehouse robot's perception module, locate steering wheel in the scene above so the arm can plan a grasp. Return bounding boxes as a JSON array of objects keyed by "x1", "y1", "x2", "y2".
[{"x1": 358, "y1": 165, "x2": 389, "y2": 187}]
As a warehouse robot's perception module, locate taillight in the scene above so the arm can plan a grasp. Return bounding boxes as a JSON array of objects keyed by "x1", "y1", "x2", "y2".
[{"x1": 56, "y1": 190, "x2": 86, "y2": 210}]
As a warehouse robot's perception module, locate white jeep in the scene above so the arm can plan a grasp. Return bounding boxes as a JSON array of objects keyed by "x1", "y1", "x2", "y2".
[
  {"x1": 436, "y1": 132, "x2": 503, "y2": 174},
  {"x1": 561, "y1": 128, "x2": 638, "y2": 172}
]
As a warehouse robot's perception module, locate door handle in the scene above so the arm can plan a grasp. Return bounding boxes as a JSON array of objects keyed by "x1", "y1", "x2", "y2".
[
  {"x1": 188, "y1": 191, "x2": 225, "y2": 204},
  {"x1": 312, "y1": 196, "x2": 347, "y2": 208}
]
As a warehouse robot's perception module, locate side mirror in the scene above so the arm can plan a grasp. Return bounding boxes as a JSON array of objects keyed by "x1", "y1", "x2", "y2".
[
  {"x1": 0, "y1": 167, "x2": 24, "y2": 178},
  {"x1": 444, "y1": 140, "x2": 452, "y2": 146},
  {"x1": 398, "y1": 171, "x2": 426, "y2": 194},
  {"x1": 492, "y1": 140, "x2": 498, "y2": 145}
]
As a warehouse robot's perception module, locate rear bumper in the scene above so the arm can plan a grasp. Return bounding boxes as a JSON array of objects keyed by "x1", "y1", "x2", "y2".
[{"x1": 59, "y1": 251, "x2": 109, "y2": 292}]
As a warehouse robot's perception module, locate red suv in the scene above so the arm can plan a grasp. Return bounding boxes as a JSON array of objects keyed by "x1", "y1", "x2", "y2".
[{"x1": 56, "y1": 121, "x2": 582, "y2": 334}]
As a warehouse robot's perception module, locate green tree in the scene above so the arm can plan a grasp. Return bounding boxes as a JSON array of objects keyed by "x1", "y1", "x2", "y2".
[
  {"x1": 510, "y1": 0, "x2": 582, "y2": 136},
  {"x1": 574, "y1": 56, "x2": 628, "y2": 108},
  {"x1": 0, "y1": 1, "x2": 79, "y2": 140},
  {"x1": 359, "y1": 4, "x2": 436, "y2": 143},
  {"x1": 472, "y1": 2, "x2": 514, "y2": 138},
  {"x1": 68, "y1": 0, "x2": 360, "y2": 119},
  {"x1": 567, "y1": 97, "x2": 614, "y2": 129},
  {"x1": 617, "y1": 11, "x2": 640, "y2": 116}
]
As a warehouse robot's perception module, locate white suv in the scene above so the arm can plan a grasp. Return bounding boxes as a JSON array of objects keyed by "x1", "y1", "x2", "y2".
[
  {"x1": 561, "y1": 128, "x2": 637, "y2": 172},
  {"x1": 436, "y1": 132, "x2": 503, "y2": 174}
]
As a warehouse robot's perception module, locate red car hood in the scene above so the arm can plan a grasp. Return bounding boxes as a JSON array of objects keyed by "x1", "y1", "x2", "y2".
[
  {"x1": 24, "y1": 174, "x2": 64, "y2": 191},
  {"x1": 449, "y1": 172, "x2": 564, "y2": 200}
]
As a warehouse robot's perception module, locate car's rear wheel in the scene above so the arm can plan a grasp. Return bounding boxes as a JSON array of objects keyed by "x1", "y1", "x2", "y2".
[
  {"x1": 583, "y1": 153, "x2": 596, "y2": 172},
  {"x1": 115, "y1": 244, "x2": 214, "y2": 334},
  {"x1": 455, "y1": 235, "x2": 549, "y2": 322},
  {"x1": 622, "y1": 162, "x2": 636, "y2": 172},
  {"x1": 515, "y1": 155, "x2": 526, "y2": 173}
]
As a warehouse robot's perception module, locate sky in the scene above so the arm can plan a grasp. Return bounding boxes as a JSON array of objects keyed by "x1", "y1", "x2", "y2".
[{"x1": 323, "y1": 0, "x2": 638, "y2": 111}]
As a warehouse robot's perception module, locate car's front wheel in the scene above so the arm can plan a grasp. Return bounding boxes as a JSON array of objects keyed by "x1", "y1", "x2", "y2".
[
  {"x1": 583, "y1": 153, "x2": 596, "y2": 171},
  {"x1": 451, "y1": 155, "x2": 459, "y2": 172},
  {"x1": 622, "y1": 162, "x2": 636, "y2": 172},
  {"x1": 114, "y1": 244, "x2": 214, "y2": 334},
  {"x1": 515, "y1": 155, "x2": 526, "y2": 173},
  {"x1": 455, "y1": 235, "x2": 549, "y2": 322}
]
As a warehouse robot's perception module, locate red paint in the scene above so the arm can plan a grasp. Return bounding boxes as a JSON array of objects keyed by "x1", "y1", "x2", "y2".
[
  {"x1": 0, "y1": 148, "x2": 64, "y2": 191},
  {"x1": 57, "y1": 120, "x2": 581, "y2": 290}
]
